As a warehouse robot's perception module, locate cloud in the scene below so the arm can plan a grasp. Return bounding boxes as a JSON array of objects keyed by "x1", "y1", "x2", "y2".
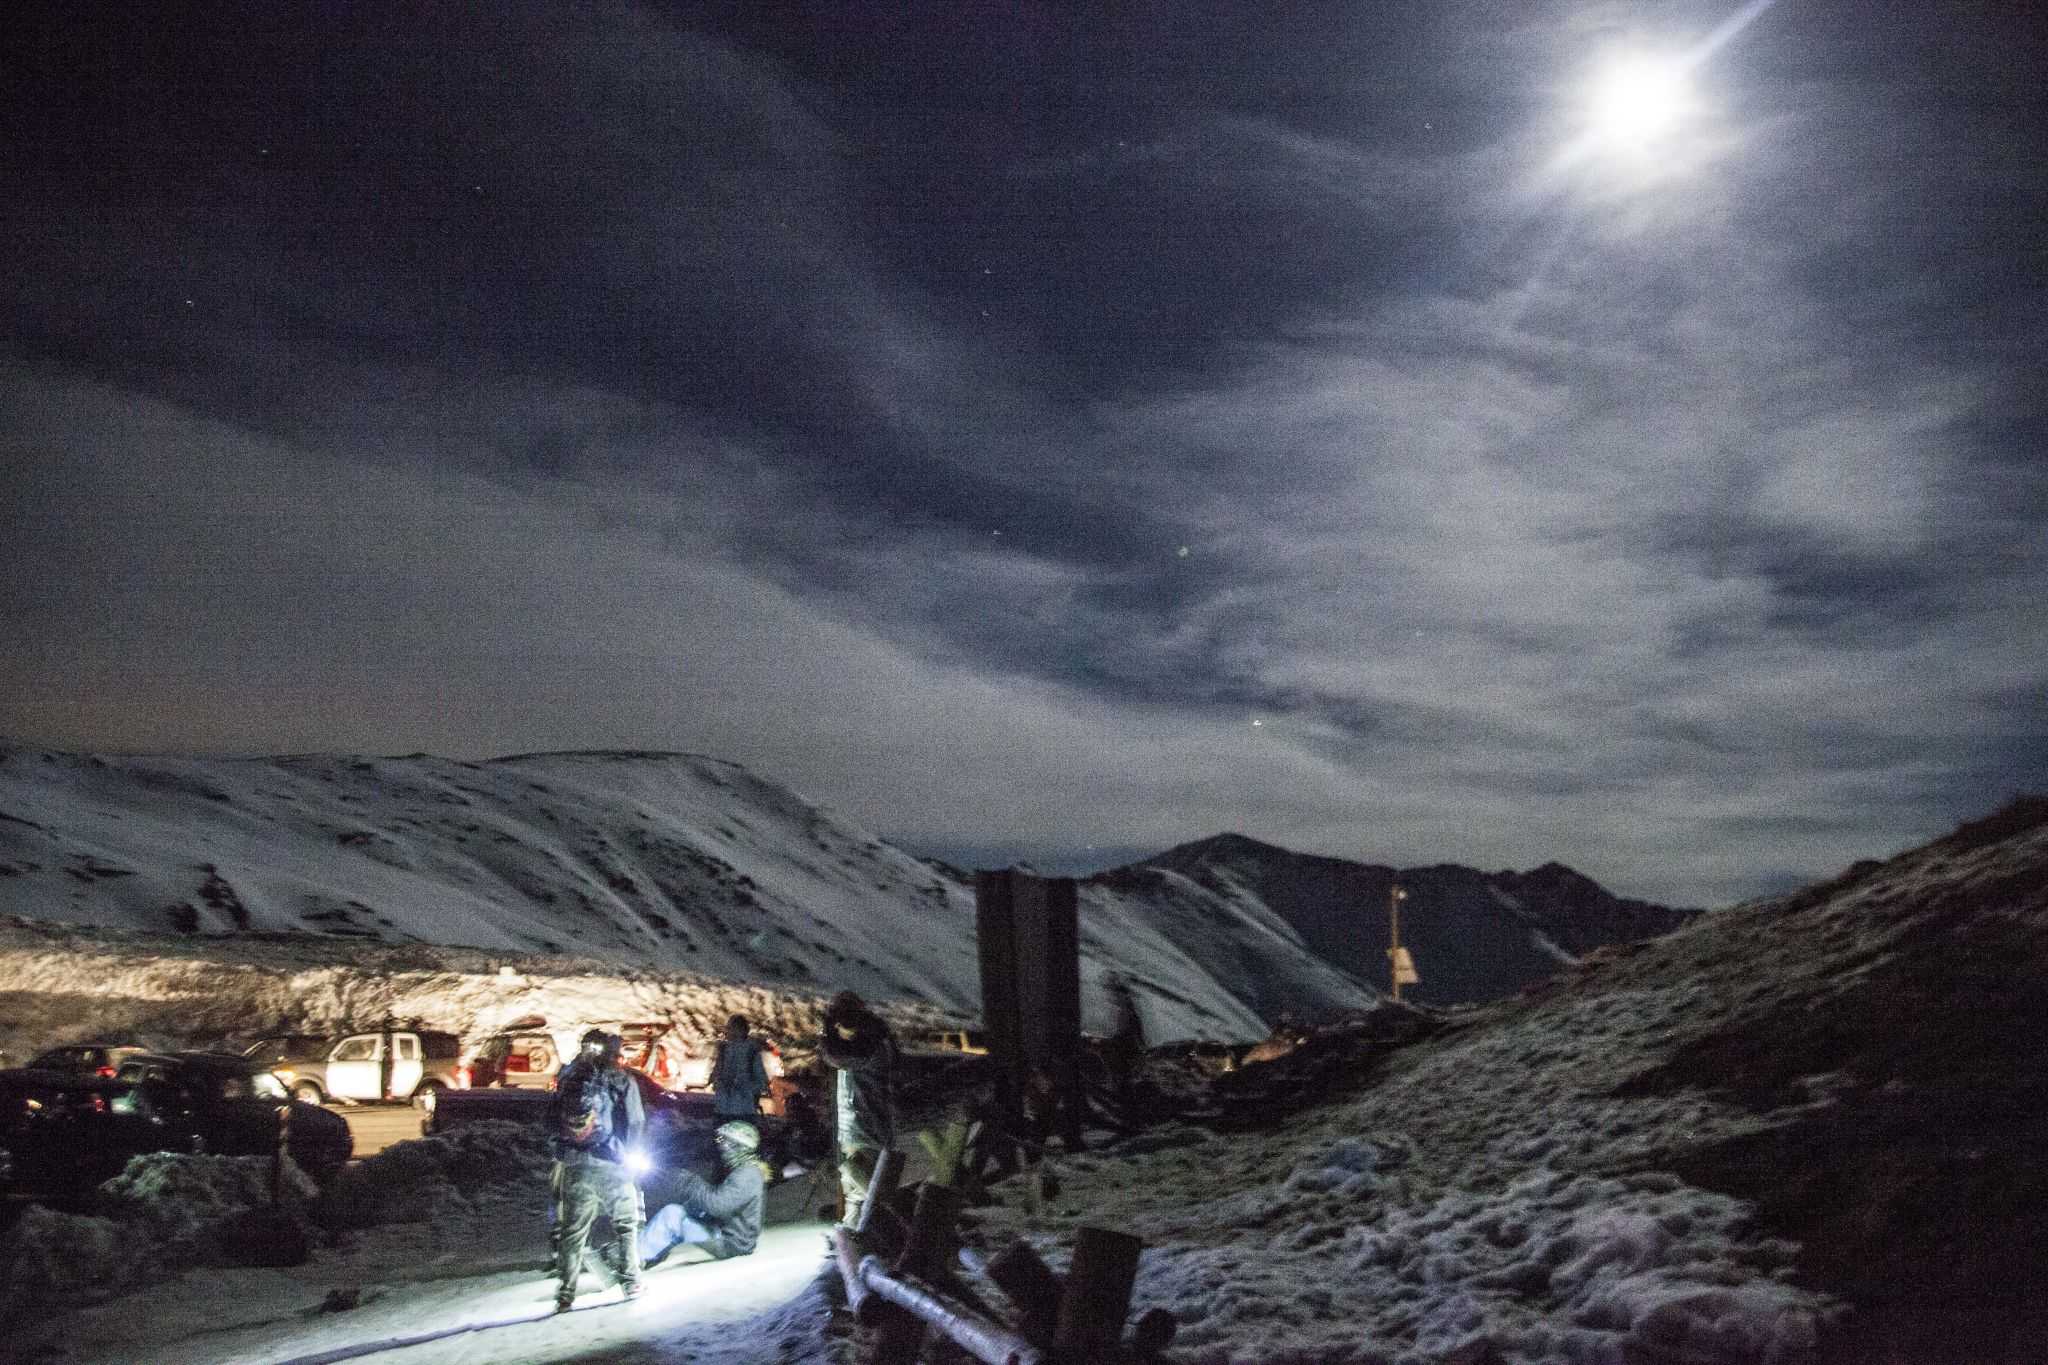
[{"x1": 2, "y1": 0, "x2": 2042, "y2": 908}]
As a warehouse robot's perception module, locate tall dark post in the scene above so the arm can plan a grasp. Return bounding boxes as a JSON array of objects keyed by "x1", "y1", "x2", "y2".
[{"x1": 976, "y1": 869, "x2": 1083, "y2": 1149}]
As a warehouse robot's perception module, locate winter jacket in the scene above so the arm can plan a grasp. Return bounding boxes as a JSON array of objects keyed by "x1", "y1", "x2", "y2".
[
  {"x1": 820, "y1": 1011, "x2": 897, "y2": 1152},
  {"x1": 671, "y1": 1159, "x2": 767, "y2": 1258},
  {"x1": 710, "y1": 1037, "x2": 771, "y2": 1118},
  {"x1": 552, "y1": 1057, "x2": 646, "y2": 1162}
]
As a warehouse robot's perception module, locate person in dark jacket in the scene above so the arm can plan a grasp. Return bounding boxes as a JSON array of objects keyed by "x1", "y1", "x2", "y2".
[
  {"x1": 640, "y1": 1120, "x2": 768, "y2": 1265},
  {"x1": 818, "y1": 989, "x2": 896, "y2": 1228},
  {"x1": 709, "y1": 1015, "x2": 771, "y2": 1120},
  {"x1": 552, "y1": 1030, "x2": 646, "y2": 1312}
]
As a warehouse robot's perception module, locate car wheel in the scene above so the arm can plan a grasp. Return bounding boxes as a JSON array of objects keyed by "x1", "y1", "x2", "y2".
[
  {"x1": 414, "y1": 1081, "x2": 446, "y2": 1113},
  {"x1": 291, "y1": 1080, "x2": 325, "y2": 1105}
]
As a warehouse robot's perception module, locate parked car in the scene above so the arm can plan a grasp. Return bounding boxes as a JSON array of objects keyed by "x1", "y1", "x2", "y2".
[
  {"x1": 322, "y1": 1029, "x2": 471, "y2": 1110},
  {"x1": 250, "y1": 1029, "x2": 471, "y2": 1110},
  {"x1": 466, "y1": 1024, "x2": 577, "y2": 1090},
  {"x1": 1, "y1": 1053, "x2": 352, "y2": 1203},
  {"x1": 240, "y1": 1034, "x2": 334, "y2": 1104},
  {"x1": 24, "y1": 1043, "x2": 150, "y2": 1078},
  {"x1": 467, "y1": 1020, "x2": 782, "y2": 1104}
]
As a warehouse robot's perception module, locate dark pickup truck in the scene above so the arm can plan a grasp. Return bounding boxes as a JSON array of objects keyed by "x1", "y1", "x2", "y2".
[{"x1": 424, "y1": 1068, "x2": 806, "y2": 1180}]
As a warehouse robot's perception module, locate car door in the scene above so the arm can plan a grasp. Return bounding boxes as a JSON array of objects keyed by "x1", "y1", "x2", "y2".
[
  {"x1": 200, "y1": 1071, "x2": 280, "y2": 1157},
  {"x1": 390, "y1": 1033, "x2": 424, "y2": 1098},
  {"x1": 324, "y1": 1034, "x2": 381, "y2": 1100}
]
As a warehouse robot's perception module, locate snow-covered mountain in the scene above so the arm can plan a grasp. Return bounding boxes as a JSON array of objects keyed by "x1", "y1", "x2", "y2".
[
  {"x1": 1123, "y1": 832, "x2": 1700, "y2": 1007},
  {"x1": 0, "y1": 746, "x2": 1348, "y2": 1048},
  {"x1": 0, "y1": 746, "x2": 1697, "y2": 1061}
]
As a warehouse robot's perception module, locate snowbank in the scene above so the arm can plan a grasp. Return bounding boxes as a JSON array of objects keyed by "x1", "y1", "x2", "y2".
[
  {"x1": 319, "y1": 1121, "x2": 553, "y2": 1230},
  {"x1": 0, "y1": 1152, "x2": 313, "y2": 1323}
]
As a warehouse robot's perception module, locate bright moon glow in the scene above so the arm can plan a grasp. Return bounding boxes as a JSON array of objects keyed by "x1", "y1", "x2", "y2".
[{"x1": 1586, "y1": 55, "x2": 1694, "y2": 150}]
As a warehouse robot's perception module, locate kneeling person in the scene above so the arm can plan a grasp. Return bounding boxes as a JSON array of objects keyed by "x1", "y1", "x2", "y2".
[{"x1": 643, "y1": 1120, "x2": 768, "y2": 1265}]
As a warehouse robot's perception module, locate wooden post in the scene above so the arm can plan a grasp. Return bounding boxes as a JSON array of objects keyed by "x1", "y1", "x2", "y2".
[
  {"x1": 1052, "y1": 1226, "x2": 1143, "y2": 1361},
  {"x1": 853, "y1": 1147, "x2": 905, "y2": 1239},
  {"x1": 897, "y1": 1181, "x2": 964, "y2": 1276},
  {"x1": 1130, "y1": 1306, "x2": 1178, "y2": 1356},
  {"x1": 966, "y1": 1240, "x2": 1063, "y2": 1347},
  {"x1": 833, "y1": 1225, "x2": 881, "y2": 1322},
  {"x1": 272, "y1": 1102, "x2": 291, "y2": 1204},
  {"x1": 976, "y1": 871, "x2": 1082, "y2": 1148}
]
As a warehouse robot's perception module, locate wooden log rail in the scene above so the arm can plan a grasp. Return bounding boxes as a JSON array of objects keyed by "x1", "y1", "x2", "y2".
[
  {"x1": 839, "y1": 1220, "x2": 1176, "y2": 1362},
  {"x1": 833, "y1": 1118, "x2": 1178, "y2": 1362},
  {"x1": 853, "y1": 1255, "x2": 1045, "y2": 1365}
]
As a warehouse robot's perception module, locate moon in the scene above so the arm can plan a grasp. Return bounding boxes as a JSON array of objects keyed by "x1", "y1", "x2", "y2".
[{"x1": 1586, "y1": 54, "x2": 1694, "y2": 151}]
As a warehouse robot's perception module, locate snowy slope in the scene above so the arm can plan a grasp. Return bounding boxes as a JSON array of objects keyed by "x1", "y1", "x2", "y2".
[
  {"x1": 1134, "y1": 833, "x2": 1700, "y2": 1006},
  {"x1": 0, "y1": 746, "x2": 1330, "y2": 1049}
]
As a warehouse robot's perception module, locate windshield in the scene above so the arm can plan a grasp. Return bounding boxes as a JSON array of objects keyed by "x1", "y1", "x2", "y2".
[{"x1": 214, "y1": 1070, "x2": 290, "y2": 1101}]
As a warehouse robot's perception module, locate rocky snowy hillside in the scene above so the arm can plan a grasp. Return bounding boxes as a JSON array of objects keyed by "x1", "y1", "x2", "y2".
[
  {"x1": 0, "y1": 746, "x2": 1358, "y2": 1050},
  {"x1": 1126, "y1": 833, "x2": 1701, "y2": 1006}
]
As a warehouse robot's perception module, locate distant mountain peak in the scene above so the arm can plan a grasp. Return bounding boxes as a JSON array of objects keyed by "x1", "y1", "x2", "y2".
[{"x1": 1161, "y1": 832, "x2": 1298, "y2": 861}]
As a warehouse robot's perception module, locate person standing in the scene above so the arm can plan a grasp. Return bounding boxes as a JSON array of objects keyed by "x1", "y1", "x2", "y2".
[
  {"x1": 709, "y1": 1014, "x2": 771, "y2": 1121},
  {"x1": 818, "y1": 990, "x2": 896, "y2": 1228},
  {"x1": 552, "y1": 1030, "x2": 646, "y2": 1312},
  {"x1": 640, "y1": 1120, "x2": 768, "y2": 1266}
]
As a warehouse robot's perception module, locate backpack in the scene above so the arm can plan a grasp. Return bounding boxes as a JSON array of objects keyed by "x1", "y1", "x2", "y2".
[{"x1": 553, "y1": 1059, "x2": 615, "y2": 1155}]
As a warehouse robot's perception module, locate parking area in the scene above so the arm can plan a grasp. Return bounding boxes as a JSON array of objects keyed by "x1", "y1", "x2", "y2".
[{"x1": 328, "y1": 1102, "x2": 428, "y2": 1159}]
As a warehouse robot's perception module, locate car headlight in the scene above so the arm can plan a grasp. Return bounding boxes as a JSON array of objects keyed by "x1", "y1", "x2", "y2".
[{"x1": 624, "y1": 1148, "x2": 653, "y2": 1177}]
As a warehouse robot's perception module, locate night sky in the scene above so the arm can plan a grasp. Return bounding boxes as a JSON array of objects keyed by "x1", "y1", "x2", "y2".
[{"x1": 4, "y1": 1, "x2": 2043, "y2": 906}]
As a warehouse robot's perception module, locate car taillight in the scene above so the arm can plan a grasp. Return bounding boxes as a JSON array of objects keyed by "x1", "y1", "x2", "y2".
[{"x1": 96, "y1": 1066, "x2": 115, "y2": 1078}]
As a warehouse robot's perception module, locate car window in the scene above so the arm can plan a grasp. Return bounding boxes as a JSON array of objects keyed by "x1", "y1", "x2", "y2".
[
  {"x1": 331, "y1": 1036, "x2": 379, "y2": 1062},
  {"x1": 219, "y1": 1075, "x2": 249, "y2": 1100},
  {"x1": 249, "y1": 1071, "x2": 288, "y2": 1100},
  {"x1": 394, "y1": 1035, "x2": 419, "y2": 1062}
]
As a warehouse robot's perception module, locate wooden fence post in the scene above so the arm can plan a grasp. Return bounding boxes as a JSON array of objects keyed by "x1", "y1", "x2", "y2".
[{"x1": 1052, "y1": 1226, "x2": 1143, "y2": 1361}]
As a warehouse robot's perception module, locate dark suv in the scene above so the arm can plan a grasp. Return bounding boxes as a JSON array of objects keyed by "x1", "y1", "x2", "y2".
[
  {"x1": 1, "y1": 1052, "x2": 352, "y2": 1202},
  {"x1": 25, "y1": 1043, "x2": 150, "y2": 1078},
  {"x1": 114, "y1": 1052, "x2": 353, "y2": 1180}
]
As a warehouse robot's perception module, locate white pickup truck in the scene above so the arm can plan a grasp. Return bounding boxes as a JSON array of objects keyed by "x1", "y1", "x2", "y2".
[{"x1": 258, "y1": 1029, "x2": 472, "y2": 1109}]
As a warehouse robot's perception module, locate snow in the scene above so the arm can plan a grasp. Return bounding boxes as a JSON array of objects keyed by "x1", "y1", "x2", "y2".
[
  {"x1": 0, "y1": 747, "x2": 1375, "y2": 1054},
  {"x1": 6, "y1": 749, "x2": 2036, "y2": 1362}
]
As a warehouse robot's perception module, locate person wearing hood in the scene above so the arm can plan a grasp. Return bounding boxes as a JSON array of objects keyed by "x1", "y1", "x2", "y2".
[
  {"x1": 640, "y1": 1120, "x2": 769, "y2": 1265},
  {"x1": 551, "y1": 1029, "x2": 646, "y2": 1311},
  {"x1": 709, "y1": 1014, "x2": 771, "y2": 1120},
  {"x1": 818, "y1": 989, "x2": 896, "y2": 1228}
]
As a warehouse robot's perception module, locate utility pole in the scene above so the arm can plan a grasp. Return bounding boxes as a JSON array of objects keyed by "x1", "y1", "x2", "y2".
[{"x1": 1387, "y1": 883, "x2": 1418, "y2": 1002}]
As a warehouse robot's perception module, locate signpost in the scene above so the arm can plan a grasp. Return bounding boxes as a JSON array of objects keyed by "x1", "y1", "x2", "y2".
[
  {"x1": 975, "y1": 869, "x2": 1083, "y2": 1148},
  {"x1": 1387, "y1": 883, "x2": 1419, "y2": 1001}
]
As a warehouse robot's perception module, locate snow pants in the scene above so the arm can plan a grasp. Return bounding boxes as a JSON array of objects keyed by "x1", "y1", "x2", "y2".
[
  {"x1": 554, "y1": 1153, "x2": 641, "y2": 1297},
  {"x1": 641, "y1": 1203, "x2": 742, "y2": 1264}
]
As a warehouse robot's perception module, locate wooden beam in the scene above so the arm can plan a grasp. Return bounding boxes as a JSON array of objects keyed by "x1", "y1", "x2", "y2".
[{"x1": 857, "y1": 1256, "x2": 1045, "y2": 1365}]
